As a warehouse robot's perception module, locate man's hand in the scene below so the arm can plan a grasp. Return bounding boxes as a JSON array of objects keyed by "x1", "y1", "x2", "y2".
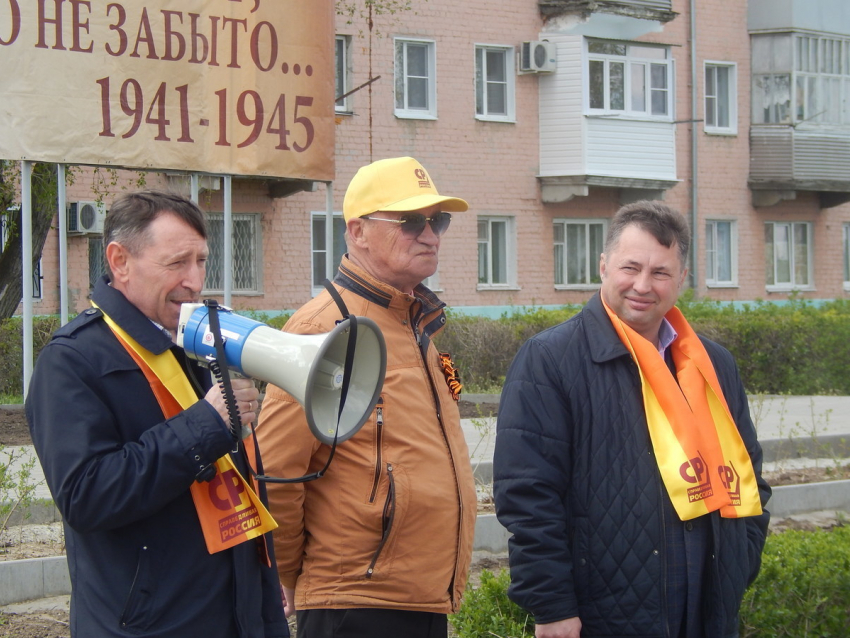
[
  {"x1": 535, "y1": 617, "x2": 582, "y2": 638},
  {"x1": 281, "y1": 584, "x2": 296, "y2": 618},
  {"x1": 204, "y1": 377, "x2": 260, "y2": 426}
]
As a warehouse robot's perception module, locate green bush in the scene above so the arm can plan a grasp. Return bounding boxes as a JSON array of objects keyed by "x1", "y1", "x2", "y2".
[
  {"x1": 436, "y1": 297, "x2": 850, "y2": 396},
  {"x1": 0, "y1": 316, "x2": 60, "y2": 396},
  {"x1": 740, "y1": 525, "x2": 850, "y2": 637},
  {"x1": 451, "y1": 527, "x2": 850, "y2": 638},
  {"x1": 449, "y1": 569, "x2": 533, "y2": 638}
]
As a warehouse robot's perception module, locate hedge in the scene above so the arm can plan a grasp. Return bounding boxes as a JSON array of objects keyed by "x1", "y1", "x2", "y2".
[
  {"x1": 450, "y1": 525, "x2": 850, "y2": 638},
  {"x1": 435, "y1": 294, "x2": 850, "y2": 395},
  {"x1": 5, "y1": 295, "x2": 850, "y2": 396}
]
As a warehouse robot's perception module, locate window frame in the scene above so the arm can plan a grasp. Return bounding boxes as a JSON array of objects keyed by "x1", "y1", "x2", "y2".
[
  {"x1": 203, "y1": 212, "x2": 263, "y2": 295},
  {"x1": 552, "y1": 218, "x2": 606, "y2": 290},
  {"x1": 335, "y1": 35, "x2": 352, "y2": 113},
  {"x1": 311, "y1": 211, "x2": 347, "y2": 297},
  {"x1": 394, "y1": 37, "x2": 438, "y2": 120},
  {"x1": 704, "y1": 61, "x2": 738, "y2": 135},
  {"x1": 705, "y1": 219, "x2": 738, "y2": 288},
  {"x1": 477, "y1": 215, "x2": 517, "y2": 289},
  {"x1": 584, "y1": 38, "x2": 674, "y2": 121},
  {"x1": 474, "y1": 44, "x2": 516, "y2": 123},
  {"x1": 764, "y1": 221, "x2": 814, "y2": 292}
]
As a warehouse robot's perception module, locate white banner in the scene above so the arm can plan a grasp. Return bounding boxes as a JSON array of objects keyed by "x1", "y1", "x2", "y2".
[{"x1": 0, "y1": 0, "x2": 335, "y2": 180}]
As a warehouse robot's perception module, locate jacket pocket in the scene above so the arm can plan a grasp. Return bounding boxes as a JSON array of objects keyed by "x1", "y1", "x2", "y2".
[
  {"x1": 119, "y1": 545, "x2": 157, "y2": 633},
  {"x1": 365, "y1": 463, "x2": 396, "y2": 579},
  {"x1": 368, "y1": 398, "x2": 385, "y2": 504}
]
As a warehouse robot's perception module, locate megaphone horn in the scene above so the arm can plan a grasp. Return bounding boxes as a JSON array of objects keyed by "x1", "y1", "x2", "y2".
[{"x1": 177, "y1": 303, "x2": 387, "y2": 445}]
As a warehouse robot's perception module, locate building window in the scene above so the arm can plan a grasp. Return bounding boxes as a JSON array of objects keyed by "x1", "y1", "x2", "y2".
[
  {"x1": 553, "y1": 219, "x2": 605, "y2": 288},
  {"x1": 88, "y1": 238, "x2": 107, "y2": 290},
  {"x1": 705, "y1": 62, "x2": 737, "y2": 134},
  {"x1": 765, "y1": 221, "x2": 812, "y2": 291},
  {"x1": 844, "y1": 224, "x2": 850, "y2": 290},
  {"x1": 753, "y1": 33, "x2": 850, "y2": 125},
  {"x1": 475, "y1": 45, "x2": 515, "y2": 122},
  {"x1": 586, "y1": 39, "x2": 673, "y2": 118},
  {"x1": 394, "y1": 38, "x2": 437, "y2": 119},
  {"x1": 706, "y1": 220, "x2": 737, "y2": 287},
  {"x1": 335, "y1": 35, "x2": 352, "y2": 112},
  {"x1": 205, "y1": 213, "x2": 262, "y2": 294},
  {"x1": 478, "y1": 216, "x2": 515, "y2": 287},
  {"x1": 1, "y1": 206, "x2": 41, "y2": 299},
  {"x1": 312, "y1": 212, "x2": 347, "y2": 295}
]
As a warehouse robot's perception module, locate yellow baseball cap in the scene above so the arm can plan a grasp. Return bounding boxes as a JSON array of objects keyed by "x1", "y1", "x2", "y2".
[{"x1": 343, "y1": 157, "x2": 469, "y2": 222}]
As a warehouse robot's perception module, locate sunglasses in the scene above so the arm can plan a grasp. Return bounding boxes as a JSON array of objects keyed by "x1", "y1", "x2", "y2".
[{"x1": 365, "y1": 212, "x2": 452, "y2": 238}]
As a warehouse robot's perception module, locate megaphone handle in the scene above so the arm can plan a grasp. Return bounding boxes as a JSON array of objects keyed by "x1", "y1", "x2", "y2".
[{"x1": 204, "y1": 299, "x2": 241, "y2": 443}]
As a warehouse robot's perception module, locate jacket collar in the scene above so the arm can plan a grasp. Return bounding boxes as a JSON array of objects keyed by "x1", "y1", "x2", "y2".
[
  {"x1": 583, "y1": 292, "x2": 631, "y2": 364},
  {"x1": 334, "y1": 256, "x2": 448, "y2": 337},
  {"x1": 91, "y1": 276, "x2": 175, "y2": 355}
]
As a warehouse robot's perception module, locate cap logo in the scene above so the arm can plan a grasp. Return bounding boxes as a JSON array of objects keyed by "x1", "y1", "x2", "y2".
[{"x1": 415, "y1": 168, "x2": 431, "y2": 189}]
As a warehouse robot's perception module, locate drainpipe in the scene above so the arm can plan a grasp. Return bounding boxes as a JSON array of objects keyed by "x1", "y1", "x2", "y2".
[{"x1": 690, "y1": 0, "x2": 699, "y2": 291}]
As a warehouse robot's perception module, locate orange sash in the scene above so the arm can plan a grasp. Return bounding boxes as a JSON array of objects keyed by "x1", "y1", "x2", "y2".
[
  {"x1": 95, "y1": 304, "x2": 277, "y2": 557},
  {"x1": 602, "y1": 299, "x2": 762, "y2": 520}
]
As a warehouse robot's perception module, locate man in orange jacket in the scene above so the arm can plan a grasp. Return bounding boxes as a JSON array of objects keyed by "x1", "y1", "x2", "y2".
[{"x1": 256, "y1": 157, "x2": 477, "y2": 638}]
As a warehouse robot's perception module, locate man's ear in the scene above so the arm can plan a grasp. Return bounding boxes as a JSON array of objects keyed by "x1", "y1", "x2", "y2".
[
  {"x1": 105, "y1": 242, "x2": 131, "y2": 284},
  {"x1": 346, "y1": 218, "x2": 368, "y2": 247}
]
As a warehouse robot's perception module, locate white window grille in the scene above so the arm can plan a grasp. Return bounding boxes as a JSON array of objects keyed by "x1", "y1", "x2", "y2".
[
  {"x1": 475, "y1": 45, "x2": 515, "y2": 122},
  {"x1": 705, "y1": 220, "x2": 737, "y2": 287},
  {"x1": 311, "y1": 212, "x2": 347, "y2": 296},
  {"x1": 205, "y1": 213, "x2": 262, "y2": 294},
  {"x1": 586, "y1": 39, "x2": 673, "y2": 119},
  {"x1": 477, "y1": 216, "x2": 515, "y2": 287},
  {"x1": 765, "y1": 221, "x2": 813, "y2": 291},
  {"x1": 553, "y1": 219, "x2": 605, "y2": 288},
  {"x1": 394, "y1": 38, "x2": 437, "y2": 119},
  {"x1": 705, "y1": 62, "x2": 737, "y2": 133}
]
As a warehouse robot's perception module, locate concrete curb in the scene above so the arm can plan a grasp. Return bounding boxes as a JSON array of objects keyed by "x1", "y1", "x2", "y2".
[
  {"x1": 3, "y1": 479, "x2": 848, "y2": 607},
  {"x1": 0, "y1": 556, "x2": 70, "y2": 606}
]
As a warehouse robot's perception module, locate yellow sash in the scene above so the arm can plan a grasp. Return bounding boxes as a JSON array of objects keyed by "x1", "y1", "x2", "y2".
[
  {"x1": 602, "y1": 299, "x2": 762, "y2": 520},
  {"x1": 95, "y1": 303, "x2": 277, "y2": 555}
]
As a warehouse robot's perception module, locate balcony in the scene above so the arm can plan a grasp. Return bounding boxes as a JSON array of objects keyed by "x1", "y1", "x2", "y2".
[
  {"x1": 749, "y1": 126, "x2": 850, "y2": 208},
  {"x1": 539, "y1": 1, "x2": 676, "y2": 24}
]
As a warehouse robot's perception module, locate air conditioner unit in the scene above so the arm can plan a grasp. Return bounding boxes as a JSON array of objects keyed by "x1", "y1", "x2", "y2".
[
  {"x1": 519, "y1": 40, "x2": 557, "y2": 74},
  {"x1": 68, "y1": 201, "x2": 107, "y2": 235}
]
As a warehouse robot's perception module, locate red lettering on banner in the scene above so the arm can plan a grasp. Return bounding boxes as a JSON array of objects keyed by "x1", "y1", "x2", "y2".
[
  {"x1": 0, "y1": 0, "x2": 21, "y2": 46},
  {"x1": 69, "y1": 0, "x2": 92, "y2": 53},
  {"x1": 130, "y1": 8, "x2": 159, "y2": 60},
  {"x1": 208, "y1": 468, "x2": 248, "y2": 510},
  {"x1": 221, "y1": 17, "x2": 247, "y2": 68},
  {"x1": 162, "y1": 10, "x2": 185, "y2": 61},
  {"x1": 35, "y1": 0, "x2": 65, "y2": 50},
  {"x1": 250, "y1": 21, "x2": 276, "y2": 72},
  {"x1": 188, "y1": 13, "x2": 207, "y2": 63},
  {"x1": 208, "y1": 15, "x2": 220, "y2": 66},
  {"x1": 104, "y1": 3, "x2": 126, "y2": 56}
]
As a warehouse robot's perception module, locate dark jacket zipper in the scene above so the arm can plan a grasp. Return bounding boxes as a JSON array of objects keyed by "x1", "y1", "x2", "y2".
[
  {"x1": 365, "y1": 463, "x2": 395, "y2": 578},
  {"x1": 119, "y1": 545, "x2": 148, "y2": 628},
  {"x1": 369, "y1": 399, "x2": 384, "y2": 503}
]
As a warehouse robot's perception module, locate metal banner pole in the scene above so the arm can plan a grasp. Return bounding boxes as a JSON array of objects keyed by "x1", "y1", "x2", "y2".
[
  {"x1": 223, "y1": 175, "x2": 232, "y2": 307},
  {"x1": 58, "y1": 164, "x2": 69, "y2": 326},
  {"x1": 21, "y1": 161, "x2": 33, "y2": 397}
]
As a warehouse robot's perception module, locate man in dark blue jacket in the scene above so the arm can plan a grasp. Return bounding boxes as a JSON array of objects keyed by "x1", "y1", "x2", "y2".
[
  {"x1": 494, "y1": 201, "x2": 770, "y2": 638},
  {"x1": 26, "y1": 191, "x2": 288, "y2": 637}
]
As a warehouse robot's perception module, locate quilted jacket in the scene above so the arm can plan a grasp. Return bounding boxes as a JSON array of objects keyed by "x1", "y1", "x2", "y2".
[{"x1": 493, "y1": 292, "x2": 771, "y2": 638}]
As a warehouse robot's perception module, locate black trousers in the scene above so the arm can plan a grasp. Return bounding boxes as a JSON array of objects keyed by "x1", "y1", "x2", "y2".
[{"x1": 296, "y1": 608, "x2": 448, "y2": 638}]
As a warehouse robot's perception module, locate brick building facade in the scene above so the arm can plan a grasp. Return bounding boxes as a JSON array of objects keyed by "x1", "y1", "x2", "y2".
[{"x1": 14, "y1": 0, "x2": 850, "y2": 317}]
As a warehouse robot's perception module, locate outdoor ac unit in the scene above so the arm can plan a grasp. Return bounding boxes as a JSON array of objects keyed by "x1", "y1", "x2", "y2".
[
  {"x1": 519, "y1": 40, "x2": 556, "y2": 74},
  {"x1": 68, "y1": 201, "x2": 106, "y2": 235}
]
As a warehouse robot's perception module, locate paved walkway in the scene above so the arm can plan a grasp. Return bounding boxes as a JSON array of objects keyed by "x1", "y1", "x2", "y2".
[
  {"x1": 4, "y1": 395, "x2": 850, "y2": 502},
  {"x1": 461, "y1": 394, "x2": 850, "y2": 464}
]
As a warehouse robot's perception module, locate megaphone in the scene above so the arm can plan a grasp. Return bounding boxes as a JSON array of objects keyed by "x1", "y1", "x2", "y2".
[{"x1": 177, "y1": 303, "x2": 387, "y2": 445}]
